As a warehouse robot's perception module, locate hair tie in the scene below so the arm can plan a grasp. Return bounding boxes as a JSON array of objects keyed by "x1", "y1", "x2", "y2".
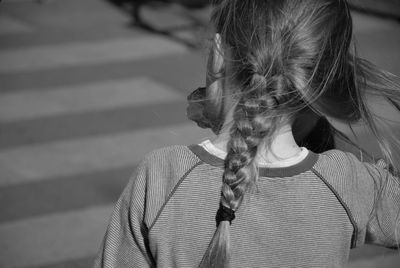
[{"x1": 215, "y1": 204, "x2": 236, "y2": 227}]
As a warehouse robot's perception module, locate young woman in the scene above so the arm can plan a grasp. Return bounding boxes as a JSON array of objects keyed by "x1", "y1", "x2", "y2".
[{"x1": 95, "y1": 0, "x2": 400, "y2": 267}]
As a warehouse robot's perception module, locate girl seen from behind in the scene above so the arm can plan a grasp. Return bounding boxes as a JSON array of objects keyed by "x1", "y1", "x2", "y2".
[{"x1": 95, "y1": 0, "x2": 400, "y2": 267}]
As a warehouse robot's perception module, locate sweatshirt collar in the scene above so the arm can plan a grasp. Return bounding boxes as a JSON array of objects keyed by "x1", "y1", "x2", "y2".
[{"x1": 188, "y1": 144, "x2": 319, "y2": 178}]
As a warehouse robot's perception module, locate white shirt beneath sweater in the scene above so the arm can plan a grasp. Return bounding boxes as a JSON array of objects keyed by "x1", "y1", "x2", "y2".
[{"x1": 199, "y1": 139, "x2": 309, "y2": 168}]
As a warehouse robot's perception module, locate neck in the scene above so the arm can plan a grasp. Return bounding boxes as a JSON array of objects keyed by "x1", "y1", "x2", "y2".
[{"x1": 212, "y1": 123, "x2": 301, "y2": 164}]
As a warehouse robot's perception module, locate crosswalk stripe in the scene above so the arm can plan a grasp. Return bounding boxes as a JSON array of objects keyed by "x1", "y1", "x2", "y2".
[
  {"x1": 0, "y1": 205, "x2": 113, "y2": 268},
  {"x1": 0, "y1": 166, "x2": 132, "y2": 223},
  {"x1": 0, "y1": 51, "x2": 205, "y2": 94},
  {"x1": 0, "y1": 123, "x2": 211, "y2": 187},
  {"x1": 0, "y1": 36, "x2": 188, "y2": 74},
  {"x1": 0, "y1": 101, "x2": 187, "y2": 149},
  {"x1": 0, "y1": 77, "x2": 182, "y2": 122}
]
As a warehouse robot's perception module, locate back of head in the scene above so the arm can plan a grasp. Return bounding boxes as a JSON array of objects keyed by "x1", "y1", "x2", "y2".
[{"x1": 211, "y1": 0, "x2": 359, "y2": 121}]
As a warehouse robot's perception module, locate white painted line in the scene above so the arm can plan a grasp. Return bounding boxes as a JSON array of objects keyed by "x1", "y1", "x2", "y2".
[
  {"x1": 0, "y1": 123, "x2": 211, "y2": 186},
  {"x1": 0, "y1": 36, "x2": 187, "y2": 73},
  {"x1": 0, "y1": 205, "x2": 113, "y2": 268},
  {"x1": 0, "y1": 77, "x2": 182, "y2": 122}
]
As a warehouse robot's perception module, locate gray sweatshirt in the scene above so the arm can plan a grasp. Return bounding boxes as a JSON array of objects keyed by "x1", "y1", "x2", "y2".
[{"x1": 94, "y1": 145, "x2": 400, "y2": 267}]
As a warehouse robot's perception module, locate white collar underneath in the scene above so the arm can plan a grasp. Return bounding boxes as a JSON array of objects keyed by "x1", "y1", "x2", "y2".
[{"x1": 199, "y1": 139, "x2": 309, "y2": 168}]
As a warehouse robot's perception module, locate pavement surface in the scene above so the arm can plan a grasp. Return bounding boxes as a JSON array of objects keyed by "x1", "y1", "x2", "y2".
[{"x1": 0, "y1": 1, "x2": 399, "y2": 267}]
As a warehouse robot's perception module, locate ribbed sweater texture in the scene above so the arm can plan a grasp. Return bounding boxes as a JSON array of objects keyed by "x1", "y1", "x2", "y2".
[{"x1": 94, "y1": 145, "x2": 400, "y2": 268}]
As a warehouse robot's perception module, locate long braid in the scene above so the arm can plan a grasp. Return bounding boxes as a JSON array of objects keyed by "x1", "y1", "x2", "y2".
[
  {"x1": 199, "y1": 1, "x2": 353, "y2": 267},
  {"x1": 199, "y1": 70, "x2": 286, "y2": 267}
]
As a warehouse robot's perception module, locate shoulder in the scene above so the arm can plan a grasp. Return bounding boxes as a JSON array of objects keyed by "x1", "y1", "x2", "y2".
[
  {"x1": 130, "y1": 145, "x2": 205, "y2": 225},
  {"x1": 144, "y1": 145, "x2": 197, "y2": 160},
  {"x1": 317, "y1": 149, "x2": 354, "y2": 165},
  {"x1": 130, "y1": 145, "x2": 204, "y2": 197},
  {"x1": 313, "y1": 149, "x2": 382, "y2": 246},
  {"x1": 315, "y1": 149, "x2": 390, "y2": 183},
  {"x1": 313, "y1": 149, "x2": 379, "y2": 193},
  {"x1": 141, "y1": 145, "x2": 202, "y2": 171},
  {"x1": 312, "y1": 149, "x2": 354, "y2": 178},
  {"x1": 313, "y1": 149, "x2": 381, "y2": 176}
]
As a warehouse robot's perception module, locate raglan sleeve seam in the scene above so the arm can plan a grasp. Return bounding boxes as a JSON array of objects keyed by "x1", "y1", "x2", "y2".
[
  {"x1": 311, "y1": 165, "x2": 359, "y2": 248},
  {"x1": 148, "y1": 160, "x2": 204, "y2": 232}
]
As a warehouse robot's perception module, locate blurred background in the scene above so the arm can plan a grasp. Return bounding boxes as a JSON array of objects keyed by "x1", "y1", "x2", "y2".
[{"x1": 0, "y1": 0, "x2": 399, "y2": 267}]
